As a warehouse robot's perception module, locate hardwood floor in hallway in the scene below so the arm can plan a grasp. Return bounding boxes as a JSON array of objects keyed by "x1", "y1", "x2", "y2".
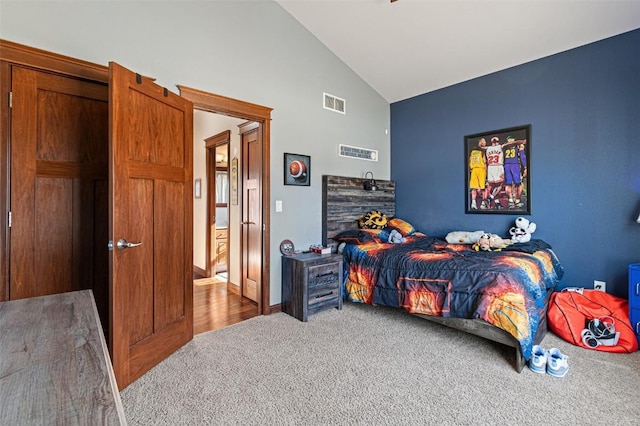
[{"x1": 193, "y1": 278, "x2": 259, "y2": 335}]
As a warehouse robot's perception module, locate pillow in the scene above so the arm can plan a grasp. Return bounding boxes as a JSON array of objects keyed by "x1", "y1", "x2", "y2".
[
  {"x1": 445, "y1": 230, "x2": 484, "y2": 244},
  {"x1": 358, "y1": 210, "x2": 388, "y2": 229},
  {"x1": 386, "y1": 217, "x2": 417, "y2": 237},
  {"x1": 334, "y1": 229, "x2": 383, "y2": 245}
]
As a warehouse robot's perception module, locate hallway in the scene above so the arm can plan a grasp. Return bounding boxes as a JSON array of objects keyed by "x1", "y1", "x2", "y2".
[{"x1": 193, "y1": 278, "x2": 259, "y2": 335}]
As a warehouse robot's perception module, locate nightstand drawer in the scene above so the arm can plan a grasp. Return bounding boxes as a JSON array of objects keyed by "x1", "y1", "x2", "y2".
[
  {"x1": 308, "y1": 282, "x2": 340, "y2": 303},
  {"x1": 308, "y1": 263, "x2": 340, "y2": 287},
  {"x1": 308, "y1": 297, "x2": 340, "y2": 317}
]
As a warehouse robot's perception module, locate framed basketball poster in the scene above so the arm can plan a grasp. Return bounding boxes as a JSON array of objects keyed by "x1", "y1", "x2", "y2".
[{"x1": 465, "y1": 124, "x2": 531, "y2": 214}]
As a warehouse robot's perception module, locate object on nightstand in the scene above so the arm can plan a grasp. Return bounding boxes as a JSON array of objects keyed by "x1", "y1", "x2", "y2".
[
  {"x1": 280, "y1": 239, "x2": 295, "y2": 256},
  {"x1": 310, "y1": 244, "x2": 331, "y2": 254}
]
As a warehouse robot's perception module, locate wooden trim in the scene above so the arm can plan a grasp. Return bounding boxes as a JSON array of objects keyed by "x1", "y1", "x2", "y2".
[
  {"x1": 0, "y1": 39, "x2": 108, "y2": 83},
  {"x1": 204, "y1": 130, "x2": 231, "y2": 148},
  {"x1": 178, "y1": 85, "x2": 272, "y2": 122},
  {"x1": 0, "y1": 61, "x2": 9, "y2": 301},
  {"x1": 179, "y1": 86, "x2": 272, "y2": 315},
  {"x1": 238, "y1": 121, "x2": 259, "y2": 133},
  {"x1": 193, "y1": 265, "x2": 207, "y2": 279},
  {"x1": 262, "y1": 118, "x2": 271, "y2": 312},
  {"x1": 269, "y1": 304, "x2": 281, "y2": 314}
]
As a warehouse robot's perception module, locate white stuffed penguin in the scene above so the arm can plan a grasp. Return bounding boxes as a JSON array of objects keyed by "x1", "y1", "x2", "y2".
[{"x1": 509, "y1": 216, "x2": 536, "y2": 243}]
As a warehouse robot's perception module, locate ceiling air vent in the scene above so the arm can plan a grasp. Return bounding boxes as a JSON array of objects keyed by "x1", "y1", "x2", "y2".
[
  {"x1": 339, "y1": 144, "x2": 378, "y2": 162},
  {"x1": 323, "y1": 92, "x2": 346, "y2": 114}
]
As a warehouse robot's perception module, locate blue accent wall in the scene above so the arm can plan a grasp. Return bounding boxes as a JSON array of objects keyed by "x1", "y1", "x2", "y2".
[{"x1": 391, "y1": 29, "x2": 640, "y2": 297}]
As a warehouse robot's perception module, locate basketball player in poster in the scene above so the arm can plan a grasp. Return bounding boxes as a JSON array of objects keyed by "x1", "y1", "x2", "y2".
[
  {"x1": 503, "y1": 136, "x2": 527, "y2": 208},
  {"x1": 485, "y1": 136, "x2": 506, "y2": 209},
  {"x1": 468, "y1": 137, "x2": 488, "y2": 209}
]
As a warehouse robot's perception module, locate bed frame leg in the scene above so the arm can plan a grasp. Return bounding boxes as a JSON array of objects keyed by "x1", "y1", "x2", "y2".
[{"x1": 515, "y1": 347, "x2": 526, "y2": 373}]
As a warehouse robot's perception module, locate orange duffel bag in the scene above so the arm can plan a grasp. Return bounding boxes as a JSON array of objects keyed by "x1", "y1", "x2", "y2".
[{"x1": 548, "y1": 288, "x2": 638, "y2": 353}]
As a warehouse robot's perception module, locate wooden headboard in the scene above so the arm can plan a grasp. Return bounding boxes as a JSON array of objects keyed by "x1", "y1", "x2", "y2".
[{"x1": 322, "y1": 175, "x2": 395, "y2": 249}]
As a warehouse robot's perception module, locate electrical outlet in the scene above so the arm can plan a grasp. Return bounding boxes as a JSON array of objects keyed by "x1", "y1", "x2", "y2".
[{"x1": 594, "y1": 280, "x2": 606, "y2": 292}]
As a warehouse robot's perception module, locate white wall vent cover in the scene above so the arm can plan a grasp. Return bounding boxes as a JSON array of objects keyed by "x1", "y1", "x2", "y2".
[
  {"x1": 323, "y1": 92, "x2": 346, "y2": 114},
  {"x1": 339, "y1": 144, "x2": 378, "y2": 161}
]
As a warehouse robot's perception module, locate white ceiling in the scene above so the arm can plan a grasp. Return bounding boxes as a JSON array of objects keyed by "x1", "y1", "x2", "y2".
[{"x1": 276, "y1": 0, "x2": 640, "y2": 103}]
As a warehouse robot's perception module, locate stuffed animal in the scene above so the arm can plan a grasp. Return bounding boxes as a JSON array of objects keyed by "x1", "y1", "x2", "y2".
[
  {"x1": 473, "y1": 233, "x2": 512, "y2": 251},
  {"x1": 388, "y1": 229, "x2": 406, "y2": 244},
  {"x1": 510, "y1": 216, "x2": 536, "y2": 243},
  {"x1": 445, "y1": 230, "x2": 484, "y2": 244}
]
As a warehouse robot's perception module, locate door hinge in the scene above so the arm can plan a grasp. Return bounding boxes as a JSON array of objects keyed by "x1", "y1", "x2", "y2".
[
  {"x1": 9, "y1": 92, "x2": 12, "y2": 108},
  {"x1": 8, "y1": 211, "x2": 11, "y2": 228}
]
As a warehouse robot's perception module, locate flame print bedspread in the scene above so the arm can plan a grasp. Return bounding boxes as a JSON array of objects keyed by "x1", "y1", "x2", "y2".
[{"x1": 341, "y1": 236, "x2": 564, "y2": 359}]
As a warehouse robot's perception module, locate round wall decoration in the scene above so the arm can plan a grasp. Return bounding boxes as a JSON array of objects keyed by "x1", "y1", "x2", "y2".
[{"x1": 280, "y1": 239, "x2": 295, "y2": 256}]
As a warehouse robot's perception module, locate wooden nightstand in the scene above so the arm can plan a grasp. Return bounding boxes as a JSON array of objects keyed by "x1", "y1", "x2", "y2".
[{"x1": 281, "y1": 252, "x2": 343, "y2": 322}]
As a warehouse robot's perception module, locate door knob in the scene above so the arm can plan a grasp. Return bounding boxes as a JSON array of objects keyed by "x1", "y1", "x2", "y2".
[{"x1": 116, "y1": 238, "x2": 143, "y2": 250}]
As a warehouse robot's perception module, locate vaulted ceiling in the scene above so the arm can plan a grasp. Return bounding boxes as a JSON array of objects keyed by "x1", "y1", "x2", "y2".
[{"x1": 276, "y1": 0, "x2": 640, "y2": 103}]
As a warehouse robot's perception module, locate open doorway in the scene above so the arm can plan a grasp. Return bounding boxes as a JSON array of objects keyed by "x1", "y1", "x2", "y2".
[
  {"x1": 179, "y1": 85, "x2": 272, "y2": 334},
  {"x1": 204, "y1": 130, "x2": 230, "y2": 281},
  {"x1": 212, "y1": 141, "x2": 229, "y2": 279}
]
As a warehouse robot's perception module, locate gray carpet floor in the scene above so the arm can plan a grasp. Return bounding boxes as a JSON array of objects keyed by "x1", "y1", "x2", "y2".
[{"x1": 121, "y1": 303, "x2": 640, "y2": 425}]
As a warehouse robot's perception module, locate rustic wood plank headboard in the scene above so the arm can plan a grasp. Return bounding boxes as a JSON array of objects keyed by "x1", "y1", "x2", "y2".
[{"x1": 322, "y1": 175, "x2": 395, "y2": 249}]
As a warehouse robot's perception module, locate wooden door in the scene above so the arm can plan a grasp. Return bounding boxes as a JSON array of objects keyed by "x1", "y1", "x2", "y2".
[
  {"x1": 109, "y1": 62, "x2": 193, "y2": 389},
  {"x1": 240, "y1": 122, "x2": 261, "y2": 305},
  {"x1": 9, "y1": 66, "x2": 109, "y2": 320},
  {"x1": 204, "y1": 130, "x2": 230, "y2": 277}
]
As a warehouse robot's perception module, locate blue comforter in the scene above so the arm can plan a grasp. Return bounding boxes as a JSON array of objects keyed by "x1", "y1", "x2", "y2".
[{"x1": 341, "y1": 235, "x2": 564, "y2": 359}]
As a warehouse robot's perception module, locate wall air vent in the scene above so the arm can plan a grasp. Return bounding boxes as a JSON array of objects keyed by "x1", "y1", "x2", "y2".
[
  {"x1": 323, "y1": 92, "x2": 346, "y2": 114},
  {"x1": 339, "y1": 144, "x2": 378, "y2": 162}
]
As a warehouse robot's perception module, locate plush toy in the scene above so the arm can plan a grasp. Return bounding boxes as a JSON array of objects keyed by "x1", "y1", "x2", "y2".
[
  {"x1": 388, "y1": 229, "x2": 406, "y2": 244},
  {"x1": 445, "y1": 230, "x2": 484, "y2": 244},
  {"x1": 510, "y1": 216, "x2": 536, "y2": 243},
  {"x1": 473, "y1": 233, "x2": 512, "y2": 252}
]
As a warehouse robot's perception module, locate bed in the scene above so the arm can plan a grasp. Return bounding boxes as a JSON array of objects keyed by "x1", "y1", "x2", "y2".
[{"x1": 321, "y1": 175, "x2": 565, "y2": 372}]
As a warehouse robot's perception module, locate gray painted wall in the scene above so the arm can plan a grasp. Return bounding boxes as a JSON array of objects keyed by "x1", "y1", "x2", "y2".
[{"x1": 0, "y1": 0, "x2": 390, "y2": 305}]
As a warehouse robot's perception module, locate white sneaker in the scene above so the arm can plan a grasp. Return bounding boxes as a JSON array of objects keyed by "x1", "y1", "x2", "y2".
[
  {"x1": 547, "y1": 348, "x2": 569, "y2": 378},
  {"x1": 528, "y1": 345, "x2": 547, "y2": 374}
]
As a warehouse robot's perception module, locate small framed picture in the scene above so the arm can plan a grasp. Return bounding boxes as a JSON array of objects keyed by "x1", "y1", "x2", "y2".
[
  {"x1": 465, "y1": 124, "x2": 531, "y2": 214},
  {"x1": 194, "y1": 178, "x2": 202, "y2": 199},
  {"x1": 284, "y1": 153, "x2": 310, "y2": 186},
  {"x1": 231, "y1": 157, "x2": 238, "y2": 205}
]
